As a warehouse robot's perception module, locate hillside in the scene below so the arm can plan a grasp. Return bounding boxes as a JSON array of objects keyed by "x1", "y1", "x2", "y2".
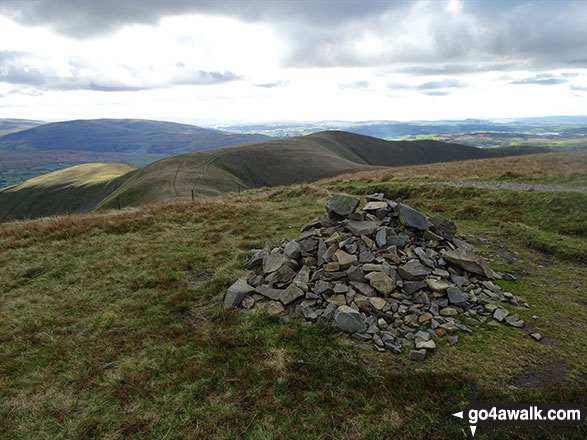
[
  {"x1": 0, "y1": 131, "x2": 547, "y2": 222},
  {"x1": 0, "y1": 118, "x2": 271, "y2": 154},
  {"x1": 0, "y1": 163, "x2": 134, "y2": 221},
  {"x1": 0, "y1": 118, "x2": 45, "y2": 136},
  {"x1": 1, "y1": 153, "x2": 585, "y2": 439},
  {"x1": 0, "y1": 118, "x2": 271, "y2": 187}
]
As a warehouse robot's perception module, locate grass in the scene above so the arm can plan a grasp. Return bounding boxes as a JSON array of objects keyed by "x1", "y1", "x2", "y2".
[{"x1": 1, "y1": 160, "x2": 586, "y2": 438}]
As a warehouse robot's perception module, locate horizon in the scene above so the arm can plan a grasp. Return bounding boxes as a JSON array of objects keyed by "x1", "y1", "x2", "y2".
[{"x1": 1, "y1": 1, "x2": 586, "y2": 122}]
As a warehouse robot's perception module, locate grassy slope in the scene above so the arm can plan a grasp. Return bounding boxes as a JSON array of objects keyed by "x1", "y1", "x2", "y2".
[
  {"x1": 0, "y1": 153, "x2": 585, "y2": 439},
  {"x1": 0, "y1": 163, "x2": 134, "y2": 222},
  {"x1": 0, "y1": 131, "x2": 549, "y2": 222}
]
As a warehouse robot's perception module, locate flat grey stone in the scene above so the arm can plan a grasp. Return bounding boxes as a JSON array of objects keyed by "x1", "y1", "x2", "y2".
[
  {"x1": 224, "y1": 278, "x2": 255, "y2": 309},
  {"x1": 334, "y1": 305, "x2": 366, "y2": 333},
  {"x1": 283, "y1": 241, "x2": 301, "y2": 259},
  {"x1": 409, "y1": 349, "x2": 426, "y2": 361},
  {"x1": 365, "y1": 271, "x2": 394, "y2": 295},
  {"x1": 443, "y1": 248, "x2": 497, "y2": 279},
  {"x1": 398, "y1": 259, "x2": 432, "y2": 281},
  {"x1": 326, "y1": 194, "x2": 360, "y2": 219},
  {"x1": 447, "y1": 287, "x2": 466, "y2": 305},
  {"x1": 414, "y1": 247, "x2": 435, "y2": 267},
  {"x1": 493, "y1": 308, "x2": 509, "y2": 322},
  {"x1": 399, "y1": 204, "x2": 429, "y2": 230},
  {"x1": 345, "y1": 220, "x2": 378, "y2": 236},
  {"x1": 255, "y1": 285, "x2": 283, "y2": 301},
  {"x1": 279, "y1": 284, "x2": 304, "y2": 305},
  {"x1": 263, "y1": 252, "x2": 287, "y2": 274}
]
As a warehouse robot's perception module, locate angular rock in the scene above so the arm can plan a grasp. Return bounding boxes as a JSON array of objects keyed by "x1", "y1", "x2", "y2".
[
  {"x1": 333, "y1": 249, "x2": 358, "y2": 269},
  {"x1": 446, "y1": 287, "x2": 466, "y2": 305},
  {"x1": 266, "y1": 301, "x2": 285, "y2": 316},
  {"x1": 345, "y1": 220, "x2": 378, "y2": 236},
  {"x1": 429, "y1": 215, "x2": 457, "y2": 238},
  {"x1": 350, "y1": 281, "x2": 377, "y2": 297},
  {"x1": 326, "y1": 194, "x2": 360, "y2": 219},
  {"x1": 398, "y1": 204, "x2": 429, "y2": 230},
  {"x1": 415, "y1": 340, "x2": 436, "y2": 350},
  {"x1": 440, "y1": 307, "x2": 458, "y2": 317},
  {"x1": 493, "y1": 308, "x2": 509, "y2": 322},
  {"x1": 365, "y1": 271, "x2": 394, "y2": 295},
  {"x1": 255, "y1": 285, "x2": 283, "y2": 301},
  {"x1": 263, "y1": 252, "x2": 288, "y2": 274},
  {"x1": 277, "y1": 264, "x2": 297, "y2": 283},
  {"x1": 363, "y1": 201, "x2": 388, "y2": 211},
  {"x1": 404, "y1": 280, "x2": 426, "y2": 295},
  {"x1": 347, "y1": 265, "x2": 366, "y2": 282},
  {"x1": 224, "y1": 278, "x2": 255, "y2": 309},
  {"x1": 398, "y1": 260, "x2": 432, "y2": 281},
  {"x1": 414, "y1": 247, "x2": 435, "y2": 268},
  {"x1": 443, "y1": 248, "x2": 497, "y2": 279},
  {"x1": 426, "y1": 278, "x2": 451, "y2": 292},
  {"x1": 334, "y1": 305, "x2": 366, "y2": 333},
  {"x1": 247, "y1": 249, "x2": 268, "y2": 268},
  {"x1": 369, "y1": 297, "x2": 387, "y2": 311},
  {"x1": 279, "y1": 284, "x2": 304, "y2": 305},
  {"x1": 409, "y1": 349, "x2": 427, "y2": 361},
  {"x1": 283, "y1": 241, "x2": 301, "y2": 259}
]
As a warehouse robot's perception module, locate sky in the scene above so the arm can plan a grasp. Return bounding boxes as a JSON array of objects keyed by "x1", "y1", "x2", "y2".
[{"x1": 0, "y1": 0, "x2": 586, "y2": 124}]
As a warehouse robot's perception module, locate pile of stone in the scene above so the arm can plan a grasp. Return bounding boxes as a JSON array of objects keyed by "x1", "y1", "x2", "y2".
[{"x1": 224, "y1": 194, "x2": 527, "y2": 360}]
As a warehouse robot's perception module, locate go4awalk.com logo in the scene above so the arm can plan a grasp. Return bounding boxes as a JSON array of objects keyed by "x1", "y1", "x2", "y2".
[{"x1": 452, "y1": 390, "x2": 585, "y2": 437}]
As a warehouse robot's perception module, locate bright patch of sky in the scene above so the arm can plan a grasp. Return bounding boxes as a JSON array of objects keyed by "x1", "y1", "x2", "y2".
[{"x1": 0, "y1": 0, "x2": 585, "y2": 124}]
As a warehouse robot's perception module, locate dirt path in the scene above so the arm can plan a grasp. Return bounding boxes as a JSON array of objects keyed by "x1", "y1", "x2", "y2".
[{"x1": 423, "y1": 180, "x2": 587, "y2": 192}]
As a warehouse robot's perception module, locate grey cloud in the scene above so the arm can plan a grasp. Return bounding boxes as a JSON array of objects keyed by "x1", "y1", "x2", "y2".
[
  {"x1": 254, "y1": 80, "x2": 290, "y2": 88},
  {"x1": 1, "y1": 0, "x2": 585, "y2": 79},
  {"x1": 423, "y1": 91, "x2": 450, "y2": 96},
  {"x1": 570, "y1": 85, "x2": 587, "y2": 92},
  {"x1": 387, "y1": 78, "x2": 466, "y2": 91},
  {"x1": 511, "y1": 74, "x2": 567, "y2": 86},
  {"x1": 0, "y1": 0, "x2": 396, "y2": 38},
  {"x1": 0, "y1": 51, "x2": 240, "y2": 92},
  {"x1": 416, "y1": 79, "x2": 467, "y2": 90},
  {"x1": 338, "y1": 81, "x2": 370, "y2": 90}
]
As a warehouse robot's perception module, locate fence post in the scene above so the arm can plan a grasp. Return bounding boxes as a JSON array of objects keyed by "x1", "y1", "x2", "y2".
[
  {"x1": 191, "y1": 189, "x2": 195, "y2": 201},
  {"x1": 117, "y1": 197, "x2": 121, "y2": 210}
]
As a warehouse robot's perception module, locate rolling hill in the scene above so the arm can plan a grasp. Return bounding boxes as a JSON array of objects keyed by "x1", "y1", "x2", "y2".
[
  {"x1": 1, "y1": 149, "x2": 585, "y2": 439},
  {"x1": 0, "y1": 131, "x2": 547, "y2": 223},
  {"x1": 0, "y1": 118, "x2": 271, "y2": 188},
  {"x1": 0, "y1": 118, "x2": 46, "y2": 136},
  {"x1": 0, "y1": 118, "x2": 271, "y2": 154}
]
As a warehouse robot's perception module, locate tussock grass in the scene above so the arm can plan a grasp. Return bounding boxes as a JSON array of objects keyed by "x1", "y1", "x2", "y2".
[
  {"x1": 1, "y1": 159, "x2": 586, "y2": 439},
  {"x1": 324, "y1": 151, "x2": 587, "y2": 185}
]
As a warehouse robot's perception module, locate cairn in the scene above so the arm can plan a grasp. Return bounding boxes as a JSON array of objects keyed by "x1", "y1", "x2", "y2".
[{"x1": 224, "y1": 193, "x2": 526, "y2": 360}]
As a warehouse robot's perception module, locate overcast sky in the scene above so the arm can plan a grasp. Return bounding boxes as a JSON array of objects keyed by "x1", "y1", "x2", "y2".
[{"x1": 1, "y1": 0, "x2": 586, "y2": 124}]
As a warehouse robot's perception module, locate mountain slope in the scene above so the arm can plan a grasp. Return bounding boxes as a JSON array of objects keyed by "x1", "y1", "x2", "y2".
[
  {"x1": 0, "y1": 118, "x2": 46, "y2": 136},
  {"x1": 0, "y1": 131, "x2": 547, "y2": 222},
  {"x1": 0, "y1": 118, "x2": 271, "y2": 154},
  {"x1": 0, "y1": 163, "x2": 133, "y2": 221}
]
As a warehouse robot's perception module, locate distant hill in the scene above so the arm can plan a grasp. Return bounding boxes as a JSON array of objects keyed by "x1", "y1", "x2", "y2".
[
  {"x1": 0, "y1": 118, "x2": 271, "y2": 154},
  {"x1": 0, "y1": 118, "x2": 45, "y2": 136},
  {"x1": 0, "y1": 118, "x2": 271, "y2": 187},
  {"x1": 0, "y1": 131, "x2": 547, "y2": 222}
]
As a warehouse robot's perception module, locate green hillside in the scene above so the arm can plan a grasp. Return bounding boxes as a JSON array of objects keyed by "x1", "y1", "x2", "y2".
[
  {"x1": 0, "y1": 118, "x2": 271, "y2": 187},
  {"x1": 0, "y1": 153, "x2": 585, "y2": 439},
  {"x1": 0, "y1": 163, "x2": 134, "y2": 221},
  {"x1": 0, "y1": 131, "x2": 547, "y2": 222}
]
